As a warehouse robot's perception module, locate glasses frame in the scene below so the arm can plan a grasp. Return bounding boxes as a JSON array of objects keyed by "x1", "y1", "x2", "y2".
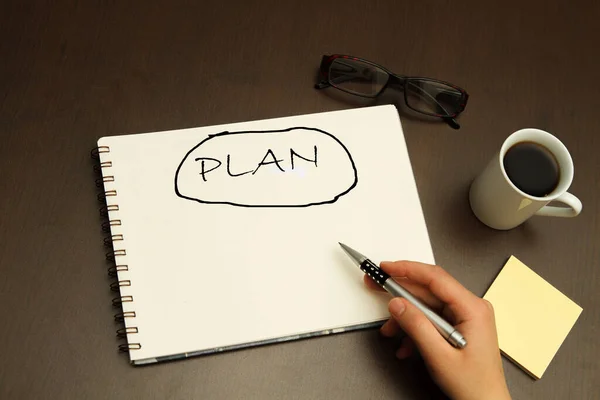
[{"x1": 315, "y1": 54, "x2": 469, "y2": 127}]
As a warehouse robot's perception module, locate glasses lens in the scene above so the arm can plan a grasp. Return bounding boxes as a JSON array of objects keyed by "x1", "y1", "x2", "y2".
[
  {"x1": 328, "y1": 58, "x2": 389, "y2": 97},
  {"x1": 405, "y1": 79, "x2": 464, "y2": 117}
]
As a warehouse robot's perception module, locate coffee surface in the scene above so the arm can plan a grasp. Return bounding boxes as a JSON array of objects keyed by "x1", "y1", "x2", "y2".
[{"x1": 503, "y1": 142, "x2": 560, "y2": 197}]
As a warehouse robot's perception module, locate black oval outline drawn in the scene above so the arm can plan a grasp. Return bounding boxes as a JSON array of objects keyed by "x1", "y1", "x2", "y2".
[{"x1": 174, "y1": 127, "x2": 358, "y2": 208}]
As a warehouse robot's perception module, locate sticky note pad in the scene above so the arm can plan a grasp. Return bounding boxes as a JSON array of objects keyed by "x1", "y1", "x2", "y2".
[{"x1": 483, "y1": 256, "x2": 582, "y2": 379}]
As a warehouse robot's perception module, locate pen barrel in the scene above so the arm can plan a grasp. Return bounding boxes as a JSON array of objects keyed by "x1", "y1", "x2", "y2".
[
  {"x1": 383, "y1": 279, "x2": 466, "y2": 348},
  {"x1": 353, "y1": 254, "x2": 466, "y2": 348},
  {"x1": 360, "y1": 259, "x2": 390, "y2": 286}
]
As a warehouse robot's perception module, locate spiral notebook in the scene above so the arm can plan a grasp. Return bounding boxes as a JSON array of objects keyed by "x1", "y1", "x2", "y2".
[{"x1": 94, "y1": 105, "x2": 435, "y2": 365}]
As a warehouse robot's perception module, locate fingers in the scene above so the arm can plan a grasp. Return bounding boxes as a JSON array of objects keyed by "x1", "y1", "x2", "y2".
[
  {"x1": 380, "y1": 319, "x2": 415, "y2": 359},
  {"x1": 388, "y1": 298, "x2": 452, "y2": 360},
  {"x1": 363, "y1": 275, "x2": 443, "y2": 310},
  {"x1": 380, "y1": 318, "x2": 401, "y2": 337},
  {"x1": 380, "y1": 261, "x2": 479, "y2": 317},
  {"x1": 395, "y1": 336, "x2": 414, "y2": 359}
]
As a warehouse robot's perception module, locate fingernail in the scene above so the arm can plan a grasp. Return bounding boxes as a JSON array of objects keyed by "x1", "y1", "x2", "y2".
[{"x1": 389, "y1": 298, "x2": 405, "y2": 317}]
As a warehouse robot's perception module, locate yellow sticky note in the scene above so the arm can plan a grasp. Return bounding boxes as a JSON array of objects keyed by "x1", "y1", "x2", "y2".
[{"x1": 483, "y1": 256, "x2": 582, "y2": 379}]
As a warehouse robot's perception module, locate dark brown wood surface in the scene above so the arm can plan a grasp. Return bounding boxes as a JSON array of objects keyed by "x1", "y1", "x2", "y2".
[{"x1": 1, "y1": 1, "x2": 599, "y2": 399}]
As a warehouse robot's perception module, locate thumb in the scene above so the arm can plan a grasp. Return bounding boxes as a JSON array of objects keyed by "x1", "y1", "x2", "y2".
[{"x1": 388, "y1": 298, "x2": 452, "y2": 360}]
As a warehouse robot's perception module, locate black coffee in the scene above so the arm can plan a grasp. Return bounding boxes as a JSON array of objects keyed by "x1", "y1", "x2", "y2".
[{"x1": 503, "y1": 142, "x2": 560, "y2": 197}]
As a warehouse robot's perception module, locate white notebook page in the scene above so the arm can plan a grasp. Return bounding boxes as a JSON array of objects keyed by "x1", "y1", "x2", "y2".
[{"x1": 98, "y1": 105, "x2": 435, "y2": 365}]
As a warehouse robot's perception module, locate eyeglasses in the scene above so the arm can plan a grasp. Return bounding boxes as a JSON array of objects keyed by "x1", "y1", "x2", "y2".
[{"x1": 315, "y1": 54, "x2": 469, "y2": 129}]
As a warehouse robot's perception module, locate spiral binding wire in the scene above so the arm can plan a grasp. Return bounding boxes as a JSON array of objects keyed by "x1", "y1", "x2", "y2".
[{"x1": 91, "y1": 146, "x2": 141, "y2": 352}]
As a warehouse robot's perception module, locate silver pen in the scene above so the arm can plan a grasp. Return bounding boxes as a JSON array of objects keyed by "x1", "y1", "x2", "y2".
[{"x1": 339, "y1": 242, "x2": 467, "y2": 349}]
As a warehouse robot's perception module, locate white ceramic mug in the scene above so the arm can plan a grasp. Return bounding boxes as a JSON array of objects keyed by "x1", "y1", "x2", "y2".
[{"x1": 469, "y1": 128, "x2": 582, "y2": 230}]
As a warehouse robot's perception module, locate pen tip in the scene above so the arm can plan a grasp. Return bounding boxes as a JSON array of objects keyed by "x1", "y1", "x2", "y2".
[{"x1": 337, "y1": 242, "x2": 365, "y2": 265}]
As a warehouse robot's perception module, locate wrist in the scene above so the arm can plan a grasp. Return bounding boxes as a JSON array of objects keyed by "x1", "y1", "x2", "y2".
[{"x1": 455, "y1": 385, "x2": 511, "y2": 400}]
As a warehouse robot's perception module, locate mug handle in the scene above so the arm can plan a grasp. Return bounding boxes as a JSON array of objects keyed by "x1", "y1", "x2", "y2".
[{"x1": 535, "y1": 192, "x2": 582, "y2": 217}]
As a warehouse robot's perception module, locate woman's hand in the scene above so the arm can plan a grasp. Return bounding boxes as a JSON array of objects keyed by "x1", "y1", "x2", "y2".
[{"x1": 365, "y1": 261, "x2": 511, "y2": 400}]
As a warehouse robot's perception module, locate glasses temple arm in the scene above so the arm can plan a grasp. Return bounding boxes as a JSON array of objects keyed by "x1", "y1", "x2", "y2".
[
  {"x1": 443, "y1": 117, "x2": 460, "y2": 129},
  {"x1": 408, "y1": 83, "x2": 461, "y2": 129}
]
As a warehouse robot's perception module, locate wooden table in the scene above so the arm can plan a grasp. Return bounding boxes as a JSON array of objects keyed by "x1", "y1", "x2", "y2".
[{"x1": 1, "y1": 1, "x2": 598, "y2": 398}]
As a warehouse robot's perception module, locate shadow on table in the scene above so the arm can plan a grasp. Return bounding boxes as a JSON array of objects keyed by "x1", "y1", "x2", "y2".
[
  {"x1": 361, "y1": 329, "x2": 449, "y2": 399},
  {"x1": 438, "y1": 181, "x2": 539, "y2": 248}
]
